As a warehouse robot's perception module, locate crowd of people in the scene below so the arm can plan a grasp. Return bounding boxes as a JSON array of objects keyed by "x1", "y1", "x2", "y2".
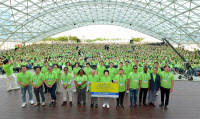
[{"x1": 0, "y1": 43, "x2": 198, "y2": 110}]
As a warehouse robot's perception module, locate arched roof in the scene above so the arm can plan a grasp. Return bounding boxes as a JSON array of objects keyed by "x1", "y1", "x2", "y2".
[{"x1": 0, "y1": 0, "x2": 199, "y2": 46}]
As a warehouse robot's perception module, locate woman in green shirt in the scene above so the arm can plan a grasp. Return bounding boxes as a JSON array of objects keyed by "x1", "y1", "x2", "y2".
[
  {"x1": 73, "y1": 62, "x2": 81, "y2": 77},
  {"x1": 44, "y1": 66, "x2": 57, "y2": 107},
  {"x1": 65, "y1": 62, "x2": 72, "y2": 74},
  {"x1": 73, "y1": 62, "x2": 81, "y2": 93},
  {"x1": 100, "y1": 70, "x2": 112, "y2": 109},
  {"x1": 74, "y1": 69, "x2": 87, "y2": 106},
  {"x1": 84, "y1": 63, "x2": 92, "y2": 92}
]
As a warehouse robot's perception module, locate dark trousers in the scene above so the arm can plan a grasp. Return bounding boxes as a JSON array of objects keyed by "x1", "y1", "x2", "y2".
[
  {"x1": 76, "y1": 86, "x2": 87, "y2": 103},
  {"x1": 160, "y1": 86, "x2": 170, "y2": 106},
  {"x1": 116, "y1": 92, "x2": 125, "y2": 105},
  {"x1": 34, "y1": 85, "x2": 45, "y2": 102},
  {"x1": 48, "y1": 82, "x2": 57, "y2": 101},
  {"x1": 139, "y1": 88, "x2": 148, "y2": 104}
]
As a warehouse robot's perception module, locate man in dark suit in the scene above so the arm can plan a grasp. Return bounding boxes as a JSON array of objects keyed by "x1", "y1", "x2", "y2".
[{"x1": 148, "y1": 67, "x2": 160, "y2": 107}]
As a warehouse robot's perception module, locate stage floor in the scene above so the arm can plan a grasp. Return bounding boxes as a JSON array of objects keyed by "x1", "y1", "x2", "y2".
[{"x1": 0, "y1": 77, "x2": 200, "y2": 119}]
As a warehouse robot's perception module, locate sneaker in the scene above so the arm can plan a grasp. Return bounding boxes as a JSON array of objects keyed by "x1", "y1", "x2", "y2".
[
  {"x1": 107, "y1": 104, "x2": 110, "y2": 109},
  {"x1": 90, "y1": 103, "x2": 94, "y2": 107},
  {"x1": 139, "y1": 102, "x2": 141, "y2": 106},
  {"x1": 42, "y1": 102, "x2": 45, "y2": 106},
  {"x1": 143, "y1": 103, "x2": 148, "y2": 107},
  {"x1": 34, "y1": 102, "x2": 40, "y2": 107},
  {"x1": 130, "y1": 104, "x2": 133, "y2": 108},
  {"x1": 156, "y1": 92, "x2": 159, "y2": 96},
  {"x1": 7, "y1": 89, "x2": 12, "y2": 92},
  {"x1": 30, "y1": 100, "x2": 34, "y2": 105},
  {"x1": 159, "y1": 103, "x2": 164, "y2": 107},
  {"x1": 74, "y1": 89, "x2": 76, "y2": 93},
  {"x1": 70, "y1": 101, "x2": 72, "y2": 106},
  {"x1": 14, "y1": 87, "x2": 20, "y2": 90},
  {"x1": 121, "y1": 105, "x2": 124, "y2": 109},
  {"x1": 126, "y1": 90, "x2": 129, "y2": 94},
  {"x1": 164, "y1": 105, "x2": 168, "y2": 110},
  {"x1": 49, "y1": 102, "x2": 54, "y2": 107},
  {"x1": 148, "y1": 103, "x2": 152, "y2": 106},
  {"x1": 53, "y1": 102, "x2": 57, "y2": 107},
  {"x1": 22, "y1": 102, "x2": 26, "y2": 108},
  {"x1": 77, "y1": 102, "x2": 81, "y2": 106},
  {"x1": 95, "y1": 104, "x2": 98, "y2": 108},
  {"x1": 103, "y1": 103, "x2": 106, "y2": 108},
  {"x1": 116, "y1": 105, "x2": 119, "y2": 108},
  {"x1": 152, "y1": 103, "x2": 155, "y2": 107},
  {"x1": 61, "y1": 101, "x2": 67, "y2": 106},
  {"x1": 134, "y1": 104, "x2": 138, "y2": 108}
]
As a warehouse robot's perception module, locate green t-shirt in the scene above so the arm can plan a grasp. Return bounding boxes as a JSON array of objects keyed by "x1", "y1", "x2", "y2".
[
  {"x1": 21, "y1": 62, "x2": 27, "y2": 66},
  {"x1": 53, "y1": 68, "x2": 61, "y2": 80},
  {"x1": 48, "y1": 62, "x2": 53, "y2": 66},
  {"x1": 73, "y1": 67, "x2": 81, "y2": 75},
  {"x1": 31, "y1": 59, "x2": 34, "y2": 63},
  {"x1": 115, "y1": 67, "x2": 123, "y2": 75},
  {"x1": 152, "y1": 73, "x2": 156, "y2": 82},
  {"x1": 141, "y1": 68, "x2": 151, "y2": 74},
  {"x1": 128, "y1": 72, "x2": 140, "y2": 89},
  {"x1": 17, "y1": 63, "x2": 21, "y2": 67},
  {"x1": 61, "y1": 73, "x2": 72, "y2": 88},
  {"x1": 41, "y1": 66, "x2": 48, "y2": 75},
  {"x1": 31, "y1": 73, "x2": 45, "y2": 87},
  {"x1": 96, "y1": 66, "x2": 106, "y2": 79},
  {"x1": 39, "y1": 62, "x2": 43, "y2": 66},
  {"x1": 17, "y1": 72, "x2": 32, "y2": 88},
  {"x1": 100, "y1": 76, "x2": 112, "y2": 83},
  {"x1": 108, "y1": 67, "x2": 116, "y2": 80},
  {"x1": 34, "y1": 63, "x2": 38, "y2": 66},
  {"x1": 75, "y1": 75, "x2": 87, "y2": 89},
  {"x1": 79, "y1": 61, "x2": 84, "y2": 65},
  {"x1": 3, "y1": 64, "x2": 13, "y2": 76},
  {"x1": 66, "y1": 66, "x2": 72, "y2": 73},
  {"x1": 114, "y1": 74, "x2": 127, "y2": 92},
  {"x1": 58, "y1": 62, "x2": 62, "y2": 66},
  {"x1": 45, "y1": 72, "x2": 57, "y2": 86},
  {"x1": 88, "y1": 75, "x2": 99, "y2": 92},
  {"x1": 136, "y1": 66, "x2": 142, "y2": 73},
  {"x1": 160, "y1": 72, "x2": 174, "y2": 89},
  {"x1": 122, "y1": 66, "x2": 132, "y2": 77},
  {"x1": 84, "y1": 67, "x2": 92, "y2": 77},
  {"x1": 139, "y1": 72, "x2": 150, "y2": 88}
]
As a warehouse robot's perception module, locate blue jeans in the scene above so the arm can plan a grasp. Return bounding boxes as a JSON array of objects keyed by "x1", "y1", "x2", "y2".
[
  {"x1": 20, "y1": 85, "x2": 33, "y2": 103},
  {"x1": 129, "y1": 88, "x2": 138, "y2": 105},
  {"x1": 48, "y1": 82, "x2": 57, "y2": 100}
]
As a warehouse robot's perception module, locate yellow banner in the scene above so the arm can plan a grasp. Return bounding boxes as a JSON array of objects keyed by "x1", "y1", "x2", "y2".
[{"x1": 91, "y1": 83, "x2": 119, "y2": 93}]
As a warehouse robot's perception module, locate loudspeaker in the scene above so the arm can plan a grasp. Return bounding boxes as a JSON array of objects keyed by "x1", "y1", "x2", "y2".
[
  {"x1": 77, "y1": 39, "x2": 80, "y2": 43},
  {"x1": 130, "y1": 40, "x2": 133, "y2": 44}
]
